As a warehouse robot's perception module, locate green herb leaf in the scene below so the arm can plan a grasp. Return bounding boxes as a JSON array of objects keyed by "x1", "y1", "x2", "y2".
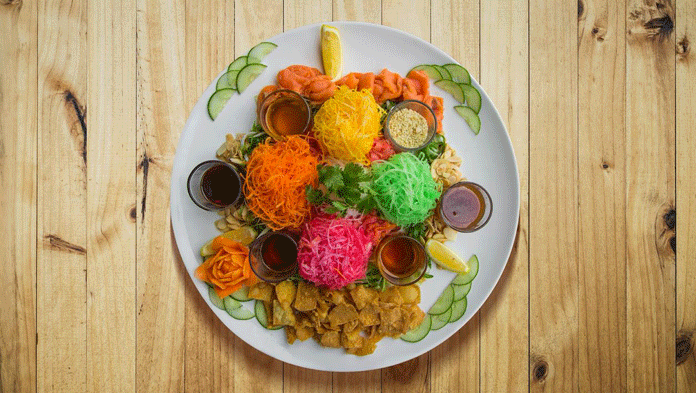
[
  {"x1": 319, "y1": 165, "x2": 344, "y2": 190},
  {"x1": 305, "y1": 185, "x2": 327, "y2": 205}
]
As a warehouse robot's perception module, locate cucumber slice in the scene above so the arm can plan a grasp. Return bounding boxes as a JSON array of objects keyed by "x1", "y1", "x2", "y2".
[
  {"x1": 224, "y1": 296, "x2": 242, "y2": 312},
  {"x1": 433, "y1": 65, "x2": 452, "y2": 80},
  {"x1": 434, "y1": 80, "x2": 465, "y2": 103},
  {"x1": 401, "y1": 314, "x2": 432, "y2": 343},
  {"x1": 207, "y1": 88, "x2": 235, "y2": 120},
  {"x1": 216, "y1": 70, "x2": 240, "y2": 90},
  {"x1": 452, "y1": 282, "x2": 471, "y2": 301},
  {"x1": 227, "y1": 56, "x2": 248, "y2": 72},
  {"x1": 461, "y1": 84, "x2": 482, "y2": 114},
  {"x1": 451, "y1": 255, "x2": 480, "y2": 285},
  {"x1": 247, "y1": 42, "x2": 277, "y2": 64},
  {"x1": 254, "y1": 300, "x2": 282, "y2": 330},
  {"x1": 409, "y1": 64, "x2": 442, "y2": 80},
  {"x1": 454, "y1": 105, "x2": 481, "y2": 135},
  {"x1": 449, "y1": 297, "x2": 468, "y2": 323},
  {"x1": 227, "y1": 305, "x2": 255, "y2": 320},
  {"x1": 231, "y1": 286, "x2": 251, "y2": 302},
  {"x1": 429, "y1": 285, "x2": 454, "y2": 315},
  {"x1": 236, "y1": 63, "x2": 267, "y2": 94},
  {"x1": 200, "y1": 238, "x2": 215, "y2": 257},
  {"x1": 431, "y1": 307, "x2": 452, "y2": 331},
  {"x1": 443, "y1": 63, "x2": 471, "y2": 84},
  {"x1": 208, "y1": 287, "x2": 225, "y2": 310}
]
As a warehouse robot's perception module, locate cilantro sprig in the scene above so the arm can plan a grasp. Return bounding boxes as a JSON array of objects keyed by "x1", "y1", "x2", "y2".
[{"x1": 306, "y1": 163, "x2": 377, "y2": 215}]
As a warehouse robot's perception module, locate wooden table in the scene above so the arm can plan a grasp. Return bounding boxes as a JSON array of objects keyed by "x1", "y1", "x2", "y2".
[{"x1": 1, "y1": 0, "x2": 694, "y2": 391}]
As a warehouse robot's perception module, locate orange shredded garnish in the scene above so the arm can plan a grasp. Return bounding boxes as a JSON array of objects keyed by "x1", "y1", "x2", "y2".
[{"x1": 243, "y1": 136, "x2": 320, "y2": 230}]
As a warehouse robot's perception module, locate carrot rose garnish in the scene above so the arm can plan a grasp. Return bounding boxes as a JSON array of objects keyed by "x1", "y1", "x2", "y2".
[{"x1": 195, "y1": 236, "x2": 257, "y2": 298}]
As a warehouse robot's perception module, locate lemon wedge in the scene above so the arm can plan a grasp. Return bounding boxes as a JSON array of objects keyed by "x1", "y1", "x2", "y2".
[
  {"x1": 200, "y1": 226, "x2": 258, "y2": 257},
  {"x1": 425, "y1": 239, "x2": 470, "y2": 273},
  {"x1": 321, "y1": 24, "x2": 342, "y2": 81}
]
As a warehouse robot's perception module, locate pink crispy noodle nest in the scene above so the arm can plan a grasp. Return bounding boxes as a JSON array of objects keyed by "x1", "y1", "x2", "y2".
[{"x1": 297, "y1": 214, "x2": 373, "y2": 289}]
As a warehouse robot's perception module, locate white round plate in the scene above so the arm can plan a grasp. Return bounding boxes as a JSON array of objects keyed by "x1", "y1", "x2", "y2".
[{"x1": 171, "y1": 21, "x2": 519, "y2": 372}]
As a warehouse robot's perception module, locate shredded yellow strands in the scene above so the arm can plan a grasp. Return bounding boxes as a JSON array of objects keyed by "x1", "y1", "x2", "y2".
[{"x1": 312, "y1": 86, "x2": 385, "y2": 164}]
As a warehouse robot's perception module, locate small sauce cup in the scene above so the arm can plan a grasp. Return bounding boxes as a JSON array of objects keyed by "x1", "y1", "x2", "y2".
[
  {"x1": 376, "y1": 235, "x2": 427, "y2": 286},
  {"x1": 248, "y1": 231, "x2": 298, "y2": 283},
  {"x1": 187, "y1": 160, "x2": 243, "y2": 211},
  {"x1": 257, "y1": 89, "x2": 311, "y2": 141},
  {"x1": 439, "y1": 181, "x2": 492, "y2": 232},
  {"x1": 383, "y1": 100, "x2": 437, "y2": 152}
]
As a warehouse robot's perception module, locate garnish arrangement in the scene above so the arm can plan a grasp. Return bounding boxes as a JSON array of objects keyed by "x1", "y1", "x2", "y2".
[{"x1": 192, "y1": 25, "x2": 489, "y2": 356}]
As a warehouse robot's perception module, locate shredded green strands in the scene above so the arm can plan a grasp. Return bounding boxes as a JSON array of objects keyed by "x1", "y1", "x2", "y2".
[
  {"x1": 305, "y1": 163, "x2": 377, "y2": 215},
  {"x1": 241, "y1": 122, "x2": 269, "y2": 159},
  {"x1": 371, "y1": 153, "x2": 441, "y2": 226},
  {"x1": 416, "y1": 133, "x2": 446, "y2": 164}
]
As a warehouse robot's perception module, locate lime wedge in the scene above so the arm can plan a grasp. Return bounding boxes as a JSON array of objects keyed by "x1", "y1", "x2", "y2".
[
  {"x1": 425, "y1": 239, "x2": 470, "y2": 273},
  {"x1": 321, "y1": 24, "x2": 342, "y2": 81}
]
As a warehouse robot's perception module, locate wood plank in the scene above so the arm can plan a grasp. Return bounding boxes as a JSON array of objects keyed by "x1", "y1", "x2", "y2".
[
  {"x1": 479, "y1": 1, "x2": 529, "y2": 392},
  {"x1": 381, "y1": 1, "x2": 430, "y2": 391},
  {"x1": 676, "y1": 1, "x2": 696, "y2": 390},
  {"x1": 85, "y1": 0, "x2": 137, "y2": 391},
  {"x1": 577, "y1": 1, "x2": 627, "y2": 392},
  {"x1": 625, "y1": 1, "x2": 676, "y2": 391},
  {"x1": 281, "y1": 2, "x2": 335, "y2": 391},
  {"x1": 529, "y1": 0, "x2": 578, "y2": 391},
  {"x1": 330, "y1": 3, "x2": 381, "y2": 393},
  {"x1": 37, "y1": 0, "x2": 88, "y2": 391},
  {"x1": 231, "y1": 1, "x2": 285, "y2": 391},
  {"x1": 181, "y1": 2, "x2": 238, "y2": 392},
  {"x1": 0, "y1": 0, "x2": 37, "y2": 391},
  {"x1": 135, "y1": 1, "x2": 187, "y2": 391},
  {"x1": 332, "y1": 0, "x2": 380, "y2": 21},
  {"x1": 430, "y1": 1, "x2": 480, "y2": 391}
]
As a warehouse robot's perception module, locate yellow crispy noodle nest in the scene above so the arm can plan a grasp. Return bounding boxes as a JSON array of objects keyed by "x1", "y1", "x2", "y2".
[{"x1": 312, "y1": 86, "x2": 385, "y2": 165}]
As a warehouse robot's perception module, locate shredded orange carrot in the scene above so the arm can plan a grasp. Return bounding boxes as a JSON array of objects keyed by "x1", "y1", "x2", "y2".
[{"x1": 243, "y1": 135, "x2": 320, "y2": 230}]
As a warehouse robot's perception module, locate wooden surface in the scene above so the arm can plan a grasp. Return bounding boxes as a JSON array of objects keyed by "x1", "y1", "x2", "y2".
[{"x1": 1, "y1": 0, "x2": 694, "y2": 391}]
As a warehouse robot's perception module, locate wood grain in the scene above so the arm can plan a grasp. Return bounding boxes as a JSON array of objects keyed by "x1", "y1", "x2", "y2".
[
  {"x1": 430, "y1": 1, "x2": 480, "y2": 392},
  {"x1": 135, "y1": 1, "x2": 187, "y2": 391},
  {"x1": 181, "y1": 2, "x2": 238, "y2": 392},
  {"x1": 37, "y1": 0, "x2": 88, "y2": 391},
  {"x1": 625, "y1": 1, "x2": 676, "y2": 391},
  {"x1": 333, "y1": 0, "x2": 380, "y2": 21},
  {"x1": 85, "y1": 0, "x2": 137, "y2": 391},
  {"x1": 479, "y1": 1, "x2": 529, "y2": 392},
  {"x1": 577, "y1": 0, "x2": 627, "y2": 391},
  {"x1": 0, "y1": 0, "x2": 37, "y2": 391},
  {"x1": 529, "y1": 0, "x2": 578, "y2": 391},
  {"x1": 676, "y1": 1, "x2": 696, "y2": 390}
]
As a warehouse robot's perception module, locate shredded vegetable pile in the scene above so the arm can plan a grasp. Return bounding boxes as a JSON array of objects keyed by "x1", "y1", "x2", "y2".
[
  {"x1": 312, "y1": 86, "x2": 385, "y2": 164},
  {"x1": 297, "y1": 214, "x2": 373, "y2": 289},
  {"x1": 371, "y1": 153, "x2": 441, "y2": 226},
  {"x1": 243, "y1": 136, "x2": 319, "y2": 230}
]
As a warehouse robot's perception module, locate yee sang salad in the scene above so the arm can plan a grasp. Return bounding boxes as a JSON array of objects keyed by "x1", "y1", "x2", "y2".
[{"x1": 192, "y1": 27, "x2": 488, "y2": 355}]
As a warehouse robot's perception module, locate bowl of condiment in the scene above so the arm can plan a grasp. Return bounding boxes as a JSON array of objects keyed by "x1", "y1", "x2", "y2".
[
  {"x1": 383, "y1": 100, "x2": 437, "y2": 152},
  {"x1": 187, "y1": 160, "x2": 243, "y2": 211},
  {"x1": 257, "y1": 89, "x2": 311, "y2": 141},
  {"x1": 248, "y1": 231, "x2": 299, "y2": 283},
  {"x1": 440, "y1": 181, "x2": 492, "y2": 232},
  {"x1": 376, "y1": 235, "x2": 427, "y2": 286}
]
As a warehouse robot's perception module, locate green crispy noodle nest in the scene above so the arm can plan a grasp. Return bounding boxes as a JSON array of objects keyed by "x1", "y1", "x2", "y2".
[{"x1": 371, "y1": 153, "x2": 441, "y2": 226}]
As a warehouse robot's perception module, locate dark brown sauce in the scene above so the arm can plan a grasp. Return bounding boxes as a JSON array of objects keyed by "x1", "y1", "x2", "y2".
[
  {"x1": 261, "y1": 233, "x2": 298, "y2": 272},
  {"x1": 380, "y1": 237, "x2": 419, "y2": 278},
  {"x1": 200, "y1": 164, "x2": 240, "y2": 207},
  {"x1": 441, "y1": 183, "x2": 485, "y2": 229}
]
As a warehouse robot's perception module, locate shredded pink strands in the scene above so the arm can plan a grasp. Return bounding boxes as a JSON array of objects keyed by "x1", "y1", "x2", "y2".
[
  {"x1": 298, "y1": 215, "x2": 373, "y2": 289},
  {"x1": 367, "y1": 136, "x2": 396, "y2": 163}
]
